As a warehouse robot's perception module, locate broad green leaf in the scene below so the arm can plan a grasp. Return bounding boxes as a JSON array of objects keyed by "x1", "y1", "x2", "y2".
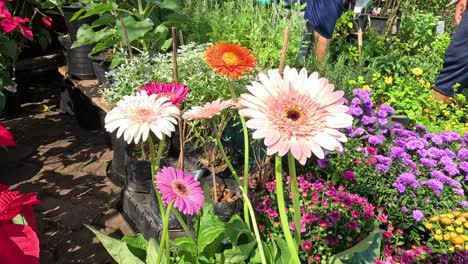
[
  {"x1": 173, "y1": 237, "x2": 197, "y2": 256},
  {"x1": 117, "y1": 17, "x2": 154, "y2": 44},
  {"x1": 72, "y1": 25, "x2": 117, "y2": 49},
  {"x1": 121, "y1": 233, "x2": 148, "y2": 261},
  {"x1": 12, "y1": 214, "x2": 28, "y2": 225},
  {"x1": 273, "y1": 237, "x2": 290, "y2": 264},
  {"x1": 155, "y1": 0, "x2": 181, "y2": 11},
  {"x1": 328, "y1": 225, "x2": 382, "y2": 264},
  {"x1": 80, "y1": 3, "x2": 116, "y2": 19},
  {"x1": 69, "y1": 8, "x2": 87, "y2": 21},
  {"x1": 146, "y1": 238, "x2": 159, "y2": 264},
  {"x1": 222, "y1": 241, "x2": 257, "y2": 263},
  {"x1": 225, "y1": 214, "x2": 253, "y2": 246},
  {"x1": 197, "y1": 206, "x2": 225, "y2": 254},
  {"x1": 92, "y1": 13, "x2": 115, "y2": 27},
  {"x1": 2, "y1": 39, "x2": 18, "y2": 60},
  {"x1": 85, "y1": 225, "x2": 145, "y2": 264}
]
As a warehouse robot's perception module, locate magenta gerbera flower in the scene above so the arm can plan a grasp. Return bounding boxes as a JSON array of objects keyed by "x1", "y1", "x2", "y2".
[
  {"x1": 238, "y1": 67, "x2": 353, "y2": 164},
  {"x1": 155, "y1": 167, "x2": 204, "y2": 215},
  {"x1": 138, "y1": 82, "x2": 190, "y2": 107}
]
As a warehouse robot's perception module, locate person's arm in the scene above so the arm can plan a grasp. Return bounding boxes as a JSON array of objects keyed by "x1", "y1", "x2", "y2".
[
  {"x1": 455, "y1": 0, "x2": 467, "y2": 24},
  {"x1": 314, "y1": 32, "x2": 329, "y2": 62}
]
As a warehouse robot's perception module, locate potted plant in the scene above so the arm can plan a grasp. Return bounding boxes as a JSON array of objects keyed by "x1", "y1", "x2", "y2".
[{"x1": 68, "y1": 0, "x2": 187, "y2": 85}]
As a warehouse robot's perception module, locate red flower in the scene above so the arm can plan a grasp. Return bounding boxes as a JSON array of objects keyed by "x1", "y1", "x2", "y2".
[
  {"x1": 41, "y1": 16, "x2": 52, "y2": 28},
  {"x1": 301, "y1": 240, "x2": 313, "y2": 251},
  {"x1": 0, "y1": 125, "x2": 15, "y2": 146},
  {"x1": 0, "y1": 185, "x2": 41, "y2": 264},
  {"x1": 1, "y1": 15, "x2": 33, "y2": 40},
  {"x1": 343, "y1": 170, "x2": 356, "y2": 181}
]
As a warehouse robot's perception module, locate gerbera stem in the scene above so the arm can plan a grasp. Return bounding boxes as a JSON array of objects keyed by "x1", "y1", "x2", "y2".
[
  {"x1": 275, "y1": 155, "x2": 300, "y2": 263},
  {"x1": 287, "y1": 152, "x2": 301, "y2": 245},
  {"x1": 227, "y1": 80, "x2": 251, "y2": 228},
  {"x1": 215, "y1": 134, "x2": 241, "y2": 186},
  {"x1": 173, "y1": 209, "x2": 195, "y2": 243},
  {"x1": 240, "y1": 186, "x2": 267, "y2": 264},
  {"x1": 156, "y1": 200, "x2": 174, "y2": 264},
  {"x1": 149, "y1": 136, "x2": 166, "y2": 220}
]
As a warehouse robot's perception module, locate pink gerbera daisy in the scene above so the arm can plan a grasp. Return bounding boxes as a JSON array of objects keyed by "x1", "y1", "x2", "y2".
[
  {"x1": 138, "y1": 82, "x2": 190, "y2": 107},
  {"x1": 238, "y1": 66, "x2": 353, "y2": 165},
  {"x1": 155, "y1": 167, "x2": 204, "y2": 215},
  {"x1": 182, "y1": 99, "x2": 233, "y2": 121}
]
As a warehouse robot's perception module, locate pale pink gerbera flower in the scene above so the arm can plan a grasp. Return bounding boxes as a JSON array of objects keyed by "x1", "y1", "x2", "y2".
[
  {"x1": 182, "y1": 99, "x2": 233, "y2": 121},
  {"x1": 105, "y1": 91, "x2": 180, "y2": 144},
  {"x1": 155, "y1": 167, "x2": 204, "y2": 215},
  {"x1": 238, "y1": 66, "x2": 353, "y2": 165},
  {"x1": 138, "y1": 82, "x2": 190, "y2": 107}
]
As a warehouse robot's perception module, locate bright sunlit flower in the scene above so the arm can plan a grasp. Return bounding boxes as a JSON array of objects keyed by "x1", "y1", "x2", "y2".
[
  {"x1": 182, "y1": 99, "x2": 233, "y2": 121},
  {"x1": 205, "y1": 42, "x2": 256, "y2": 80},
  {"x1": 238, "y1": 67, "x2": 353, "y2": 164},
  {"x1": 384, "y1": 76, "x2": 393, "y2": 85},
  {"x1": 104, "y1": 91, "x2": 180, "y2": 144},
  {"x1": 155, "y1": 167, "x2": 204, "y2": 215},
  {"x1": 411, "y1": 67, "x2": 423, "y2": 76},
  {"x1": 138, "y1": 82, "x2": 190, "y2": 107}
]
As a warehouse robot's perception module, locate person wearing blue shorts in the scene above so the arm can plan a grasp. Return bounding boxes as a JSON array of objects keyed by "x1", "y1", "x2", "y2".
[
  {"x1": 433, "y1": 0, "x2": 468, "y2": 102},
  {"x1": 291, "y1": 0, "x2": 356, "y2": 62}
]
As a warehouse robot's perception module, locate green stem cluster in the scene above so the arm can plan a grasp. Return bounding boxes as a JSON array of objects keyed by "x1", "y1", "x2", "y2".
[
  {"x1": 288, "y1": 152, "x2": 302, "y2": 245},
  {"x1": 148, "y1": 136, "x2": 166, "y2": 220},
  {"x1": 156, "y1": 200, "x2": 174, "y2": 264}
]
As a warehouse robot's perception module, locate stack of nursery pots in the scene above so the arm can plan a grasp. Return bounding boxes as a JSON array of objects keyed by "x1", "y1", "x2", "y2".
[
  {"x1": 88, "y1": 50, "x2": 111, "y2": 86},
  {"x1": 62, "y1": 2, "x2": 95, "y2": 80},
  {"x1": 113, "y1": 131, "x2": 243, "y2": 240}
]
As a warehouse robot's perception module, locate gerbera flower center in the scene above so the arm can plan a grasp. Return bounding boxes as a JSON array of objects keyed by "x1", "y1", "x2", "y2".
[
  {"x1": 172, "y1": 180, "x2": 190, "y2": 196},
  {"x1": 221, "y1": 52, "x2": 240, "y2": 65},
  {"x1": 284, "y1": 107, "x2": 302, "y2": 121},
  {"x1": 136, "y1": 108, "x2": 154, "y2": 120},
  {"x1": 157, "y1": 93, "x2": 175, "y2": 100}
]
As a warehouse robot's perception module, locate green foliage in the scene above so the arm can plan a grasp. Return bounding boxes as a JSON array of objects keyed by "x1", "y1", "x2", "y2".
[
  {"x1": 181, "y1": 0, "x2": 306, "y2": 68},
  {"x1": 329, "y1": 224, "x2": 383, "y2": 264},
  {"x1": 85, "y1": 225, "x2": 146, "y2": 264}
]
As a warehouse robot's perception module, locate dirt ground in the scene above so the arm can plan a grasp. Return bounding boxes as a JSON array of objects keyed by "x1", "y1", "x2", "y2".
[{"x1": 0, "y1": 71, "x2": 123, "y2": 263}]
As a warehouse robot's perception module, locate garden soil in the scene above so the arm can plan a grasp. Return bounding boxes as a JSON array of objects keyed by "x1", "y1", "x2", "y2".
[{"x1": 0, "y1": 71, "x2": 122, "y2": 264}]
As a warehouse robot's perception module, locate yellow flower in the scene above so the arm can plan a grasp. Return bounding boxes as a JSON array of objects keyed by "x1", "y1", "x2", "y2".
[
  {"x1": 454, "y1": 211, "x2": 462, "y2": 217},
  {"x1": 451, "y1": 232, "x2": 458, "y2": 238},
  {"x1": 441, "y1": 217, "x2": 453, "y2": 225},
  {"x1": 456, "y1": 227, "x2": 464, "y2": 234},
  {"x1": 463, "y1": 213, "x2": 468, "y2": 218},
  {"x1": 362, "y1": 85, "x2": 371, "y2": 90},
  {"x1": 449, "y1": 246, "x2": 455, "y2": 252},
  {"x1": 444, "y1": 232, "x2": 452, "y2": 240},
  {"x1": 430, "y1": 216, "x2": 440, "y2": 223},
  {"x1": 448, "y1": 226, "x2": 455, "y2": 231},
  {"x1": 456, "y1": 245, "x2": 463, "y2": 249},
  {"x1": 424, "y1": 223, "x2": 433, "y2": 230},
  {"x1": 434, "y1": 234, "x2": 443, "y2": 241},
  {"x1": 384, "y1": 76, "x2": 393, "y2": 85},
  {"x1": 462, "y1": 235, "x2": 468, "y2": 241},
  {"x1": 464, "y1": 221, "x2": 468, "y2": 228},
  {"x1": 457, "y1": 216, "x2": 466, "y2": 222},
  {"x1": 455, "y1": 220, "x2": 463, "y2": 226},
  {"x1": 448, "y1": 213, "x2": 455, "y2": 219},
  {"x1": 466, "y1": 245, "x2": 468, "y2": 250},
  {"x1": 435, "y1": 229, "x2": 442, "y2": 235},
  {"x1": 411, "y1": 67, "x2": 423, "y2": 76}
]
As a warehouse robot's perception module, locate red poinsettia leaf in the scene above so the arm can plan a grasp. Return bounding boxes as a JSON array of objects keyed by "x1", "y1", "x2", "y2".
[
  {"x1": 0, "y1": 191, "x2": 40, "y2": 221},
  {"x1": 0, "y1": 223, "x2": 40, "y2": 264},
  {"x1": 0, "y1": 184, "x2": 9, "y2": 192},
  {"x1": 0, "y1": 124, "x2": 16, "y2": 146}
]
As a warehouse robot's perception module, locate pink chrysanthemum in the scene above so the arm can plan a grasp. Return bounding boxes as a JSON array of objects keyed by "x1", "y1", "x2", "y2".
[
  {"x1": 155, "y1": 167, "x2": 204, "y2": 215},
  {"x1": 182, "y1": 99, "x2": 233, "y2": 121},
  {"x1": 138, "y1": 82, "x2": 190, "y2": 107},
  {"x1": 105, "y1": 91, "x2": 180, "y2": 144},
  {"x1": 238, "y1": 67, "x2": 353, "y2": 165}
]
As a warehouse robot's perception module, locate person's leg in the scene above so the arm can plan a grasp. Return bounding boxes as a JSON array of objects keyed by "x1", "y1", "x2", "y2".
[
  {"x1": 433, "y1": 12, "x2": 468, "y2": 102},
  {"x1": 314, "y1": 32, "x2": 329, "y2": 62}
]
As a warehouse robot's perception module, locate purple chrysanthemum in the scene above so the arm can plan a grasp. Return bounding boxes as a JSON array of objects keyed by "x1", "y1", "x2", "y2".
[
  {"x1": 421, "y1": 179, "x2": 444, "y2": 196},
  {"x1": 392, "y1": 173, "x2": 419, "y2": 193},
  {"x1": 412, "y1": 210, "x2": 424, "y2": 222},
  {"x1": 390, "y1": 147, "x2": 405, "y2": 159},
  {"x1": 420, "y1": 158, "x2": 437, "y2": 168}
]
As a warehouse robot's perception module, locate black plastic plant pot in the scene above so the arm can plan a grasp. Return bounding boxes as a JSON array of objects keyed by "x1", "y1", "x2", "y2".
[
  {"x1": 369, "y1": 16, "x2": 389, "y2": 35},
  {"x1": 206, "y1": 176, "x2": 243, "y2": 222},
  {"x1": 67, "y1": 44, "x2": 96, "y2": 80},
  {"x1": 88, "y1": 53, "x2": 111, "y2": 86},
  {"x1": 70, "y1": 88, "x2": 104, "y2": 130},
  {"x1": 62, "y1": 2, "x2": 96, "y2": 41},
  {"x1": 107, "y1": 132, "x2": 126, "y2": 186},
  {"x1": 125, "y1": 151, "x2": 153, "y2": 194}
]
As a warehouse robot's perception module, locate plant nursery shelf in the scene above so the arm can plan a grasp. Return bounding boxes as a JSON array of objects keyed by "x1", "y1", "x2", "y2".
[{"x1": 57, "y1": 66, "x2": 114, "y2": 113}]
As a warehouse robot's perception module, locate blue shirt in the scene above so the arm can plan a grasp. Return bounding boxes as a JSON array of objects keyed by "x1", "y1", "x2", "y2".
[{"x1": 289, "y1": 0, "x2": 346, "y2": 39}]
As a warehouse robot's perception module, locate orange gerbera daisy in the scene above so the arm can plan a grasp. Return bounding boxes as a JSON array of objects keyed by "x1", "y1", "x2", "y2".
[{"x1": 205, "y1": 42, "x2": 256, "y2": 80}]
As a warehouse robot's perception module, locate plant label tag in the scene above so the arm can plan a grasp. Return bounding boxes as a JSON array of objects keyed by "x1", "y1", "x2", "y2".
[{"x1": 436, "y1": 21, "x2": 445, "y2": 35}]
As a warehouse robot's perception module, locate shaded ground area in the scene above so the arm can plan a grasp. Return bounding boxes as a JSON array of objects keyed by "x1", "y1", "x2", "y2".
[{"x1": 0, "y1": 71, "x2": 124, "y2": 263}]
